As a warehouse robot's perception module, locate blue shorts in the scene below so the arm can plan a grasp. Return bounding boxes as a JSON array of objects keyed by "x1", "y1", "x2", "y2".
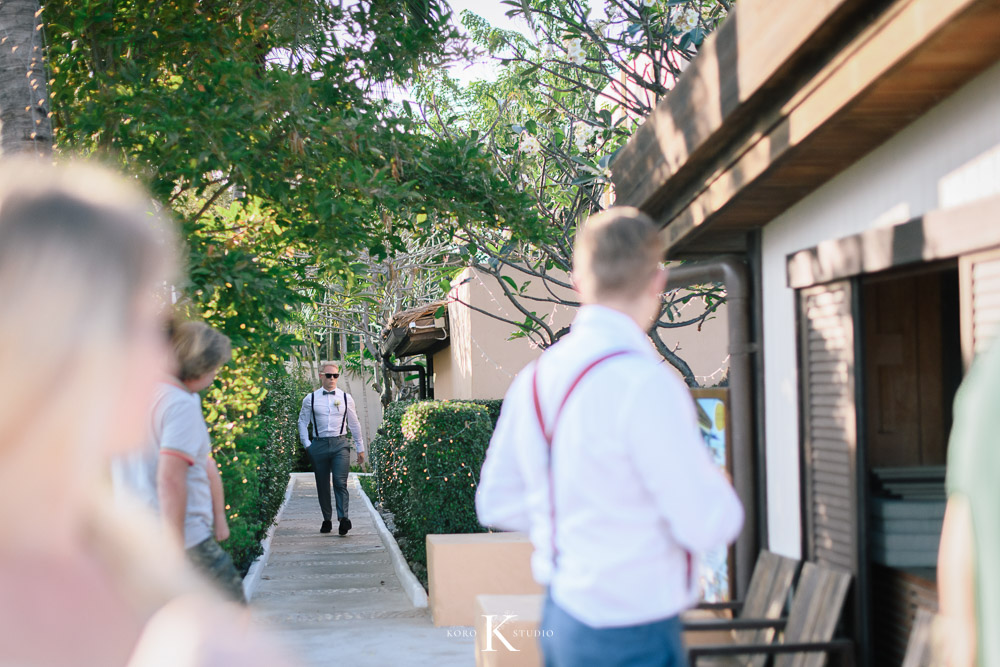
[{"x1": 539, "y1": 592, "x2": 688, "y2": 667}]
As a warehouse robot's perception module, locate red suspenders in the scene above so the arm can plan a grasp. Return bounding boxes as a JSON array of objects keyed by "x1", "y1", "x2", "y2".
[
  {"x1": 531, "y1": 350, "x2": 696, "y2": 591},
  {"x1": 532, "y1": 351, "x2": 630, "y2": 566}
]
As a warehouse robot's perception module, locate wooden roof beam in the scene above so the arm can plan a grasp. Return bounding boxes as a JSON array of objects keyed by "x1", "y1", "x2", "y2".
[
  {"x1": 628, "y1": 0, "x2": 1000, "y2": 257},
  {"x1": 611, "y1": 0, "x2": 882, "y2": 213}
]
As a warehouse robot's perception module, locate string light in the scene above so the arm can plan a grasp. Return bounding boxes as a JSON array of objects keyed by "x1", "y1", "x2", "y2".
[
  {"x1": 446, "y1": 271, "x2": 553, "y2": 379},
  {"x1": 669, "y1": 354, "x2": 731, "y2": 385},
  {"x1": 453, "y1": 270, "x2": 723, "y2": 383},
  {"x1": 696, "y1": 363, "x2": 730, "y2": 384}
]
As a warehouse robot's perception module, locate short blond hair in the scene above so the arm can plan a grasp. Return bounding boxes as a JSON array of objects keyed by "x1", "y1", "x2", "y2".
[
  {"x1": 173, "y1": 321, "x2": 232, "y2": 381},
  {"x1": 320, "y1": 361, "x2": 340, "y2": 373},
  {"x1": 573, "y1": 207, "x2": 662, "y2": 298}
]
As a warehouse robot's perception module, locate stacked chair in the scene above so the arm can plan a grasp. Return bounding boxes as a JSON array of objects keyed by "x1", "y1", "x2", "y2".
[{"x1": 684, "y1": 553, "x2": 853, "y2": 666}]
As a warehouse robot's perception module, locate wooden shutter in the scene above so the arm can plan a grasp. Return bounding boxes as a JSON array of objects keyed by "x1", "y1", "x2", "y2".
[
  {"x1": 960, "y1": 249, "x2": 1000, "y2": 369},
  {"x1": 799, "y1": 281, "x2": 859, "y2": 574}
]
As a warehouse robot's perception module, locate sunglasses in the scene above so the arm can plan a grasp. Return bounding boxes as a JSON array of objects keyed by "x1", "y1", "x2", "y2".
[{"x1": 323, "y1": 373, "x2": 340, "y2": 379}]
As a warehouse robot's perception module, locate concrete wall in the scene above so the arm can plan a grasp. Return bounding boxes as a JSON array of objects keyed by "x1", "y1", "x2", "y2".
[
  {"x1": 759, "y1": 60, "x2": 1000, "y2": 557},
  {"x1": 434, "y1": 266, "x2": 730, "y2": 400},
  {"x1": 435, "y1": 266, "x2": 576, "y2": 400}
]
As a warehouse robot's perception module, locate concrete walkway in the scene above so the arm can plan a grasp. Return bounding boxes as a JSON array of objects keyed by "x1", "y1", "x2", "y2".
[{"x1": 251, "y1": 473, "x2": 474, "y2": 666}]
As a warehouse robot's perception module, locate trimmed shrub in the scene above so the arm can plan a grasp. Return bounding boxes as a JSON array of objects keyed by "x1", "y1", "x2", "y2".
[
  {"x1": 396, "y1": 401, "x2": 493, "y2": 565},
  {"x1": 369, "y1": 399, "x2": 415, "y2": 513},
  {"x1": 218, "y1": 431, "x2": 265, "y2": 573},
  {"x1": 368, "y1": 399, "x2": 502, "y2": 575},
  {"x1": 218, "y1": 366, "x2": 305, "y2": 574},
  {"x1": 464, "y1": 399, "x2": 504, "y2": 429}
]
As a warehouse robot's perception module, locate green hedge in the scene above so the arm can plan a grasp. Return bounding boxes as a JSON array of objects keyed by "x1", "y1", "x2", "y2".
[
  {"x1": 369, "y1": 399, "x2": 497, "y2": 570},
  {"x1": 369, "y1": 399, "x2": 415, "y2": 514},
  {"x1": 217, "y1": 366, "x2": 307, "y2": 574},
  {"x1": 464, "y1": 399, "x2": 503, "y2": 429}
]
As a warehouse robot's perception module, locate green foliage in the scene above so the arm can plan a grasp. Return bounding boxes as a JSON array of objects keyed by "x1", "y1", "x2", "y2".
[
  {"x1": 408, "y1": 0, "x2": 731, "y2": 375},
  {"x1": 463, "y1": 399, "x2": 504, "y2": 429},
  {"x1": 215, "y1": 365, "x2": 307, "y2": 574},
  {"x1": 44, "y1": 0, "x2": 538, "y2": 269},
  {"x1": 369, "y1": 400, "x2": 417, "y2": 516},
  {"x1": 42, "y1": 0, "x2": 538, "y2": 428},
  {"x1": 398, "y1": 401, "x2": 493, "y2": 564},
  {"x1": 38, "y1": 0, "x2": 540, "y2": 552},
  {"x1": 358, "y1": 474, "x2": 378, "y2": 510},
  {"x1": 370, "y1": 400, "x2": 493, "y2": 567},
  {"x1": 217, "y1": 431, "x2": 265, "y2": 574}
]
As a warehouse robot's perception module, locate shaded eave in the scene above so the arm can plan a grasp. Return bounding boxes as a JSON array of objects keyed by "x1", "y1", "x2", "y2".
[
  {"x1": 380, "y1": 300, "x2": 450, "y2": 358},
  {"x1": 611, "y1": 0, "x2": 1000, "y2": 258}
]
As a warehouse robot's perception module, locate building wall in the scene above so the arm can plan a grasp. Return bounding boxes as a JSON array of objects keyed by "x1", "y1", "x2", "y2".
[
  {"x1": 431, "y1": 344, "x2": 459, "y2": 400},
  {"x1": 760, "y1": 59, "x2": 1000, "y2": 557},
  {"x1": 434, "y1": 266, "x2": 731, "y2": 399},
  {"x1": 434, "y1": 266, "x2": 576, "y2": 400}
]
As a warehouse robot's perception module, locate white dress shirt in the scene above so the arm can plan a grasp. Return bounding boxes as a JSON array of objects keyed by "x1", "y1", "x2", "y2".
[
  {"x1": 297, "y1": 388, "x2": 365, "y2": 453},
  {"x1": 476, "y1": 305, "x2": 744, "y2": 628}
]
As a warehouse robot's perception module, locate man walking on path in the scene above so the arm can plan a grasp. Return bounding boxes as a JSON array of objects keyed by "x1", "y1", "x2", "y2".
[
  {"x1": 298, "y1": 362, "x2": 366, "y2": 536},
  {"x1": 476, "y1": 207, "x2": 743, "y2": 666}
]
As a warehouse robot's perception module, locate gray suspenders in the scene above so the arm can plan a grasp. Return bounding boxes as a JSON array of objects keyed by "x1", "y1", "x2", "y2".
[{"x1": 311, "y1": 389, "x2": 349, "y2": 438}]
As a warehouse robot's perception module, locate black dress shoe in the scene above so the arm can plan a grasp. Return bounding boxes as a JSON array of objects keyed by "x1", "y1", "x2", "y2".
[
  {"x1": 339, "y1": 517, "x2": 352, "y2": 536},
  {"x1": 320, "y1": 520, "x2": 333, "y2": 533}
]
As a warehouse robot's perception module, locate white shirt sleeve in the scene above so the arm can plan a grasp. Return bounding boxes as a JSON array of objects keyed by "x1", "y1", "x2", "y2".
[
  {"x1": 625, "y1": 368, "x2": 744, "y2": 554},
  {"x1": 476, "y1": 374, "x2": 532, "y2": 531},
  {"x1": 345, "y1": 393, "x2": 365, "y2": 453},
  {"x1": 297, "y1": 393, "x2": 313, "y2": 448}
]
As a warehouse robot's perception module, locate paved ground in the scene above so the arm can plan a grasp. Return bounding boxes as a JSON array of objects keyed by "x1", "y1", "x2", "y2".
[{"x1": 251, "y1": 473, "x2": 474, "y2": 666}]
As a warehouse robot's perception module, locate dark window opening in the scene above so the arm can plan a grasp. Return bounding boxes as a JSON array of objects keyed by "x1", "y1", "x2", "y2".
[{"x1": 860, "y1": 263, "x2": 961, "y2": 666}]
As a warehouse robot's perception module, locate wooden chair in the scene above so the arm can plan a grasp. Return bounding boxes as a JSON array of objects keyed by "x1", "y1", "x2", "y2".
[
  {"x1": 686, "y1": 561, "x2": 854, "y2": 667},
  {"x1": 684, "y1": 550, "x2": 801, "y2": 661},
  {"x1": 901, "y1": 608, "x2": 937, "y2": 667}
]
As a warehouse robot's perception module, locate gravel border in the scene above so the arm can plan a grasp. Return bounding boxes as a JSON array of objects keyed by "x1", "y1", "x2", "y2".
[{"x1": 354, "y1": 472, "x2": 429, "y2": 609}]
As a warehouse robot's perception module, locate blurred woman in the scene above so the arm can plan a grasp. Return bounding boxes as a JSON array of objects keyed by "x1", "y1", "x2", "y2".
[{"x1": 0, "y1": 159, "x2": 288, "y2": 666}]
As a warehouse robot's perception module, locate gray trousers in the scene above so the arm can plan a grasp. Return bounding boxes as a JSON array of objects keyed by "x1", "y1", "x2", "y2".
[{"x1": 309, "y1": 436, "x2": 350, "y2": 520}]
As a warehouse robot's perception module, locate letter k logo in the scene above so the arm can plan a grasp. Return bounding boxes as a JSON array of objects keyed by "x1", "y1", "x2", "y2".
[{"x1": 482, "y1": 614, "x2": 519, "y2": 652}]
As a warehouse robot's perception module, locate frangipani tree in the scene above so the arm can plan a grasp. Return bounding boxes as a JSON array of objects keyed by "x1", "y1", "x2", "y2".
[{"x1": 411, "y1": 0, "x2": 732, "y2": 385}]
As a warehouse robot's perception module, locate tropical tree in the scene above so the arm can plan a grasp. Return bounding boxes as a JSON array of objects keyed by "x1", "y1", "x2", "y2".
[
  {"x1": 0, "y1": 0, "x2": 51, "y2": 155},
  {"x1": 410, "y1": 0, "x2": 732, "y2": 385},
  {"x1": 292, "y1": 234, "x2": 460, "y2": 404}
]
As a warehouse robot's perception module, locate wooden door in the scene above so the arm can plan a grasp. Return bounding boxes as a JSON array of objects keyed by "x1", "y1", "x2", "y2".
[
  {"x1": 799, "y1": 281, "x2": 859, "y2": 574},
  {"x1": 862, "y1": 273, "x2": 949, "y2": 467},
  {"x1": 799, "y1": 280, "x2": 865, "y2": 665},
  {"x1": 960, "y1": 249, "x2": 1000, "y2": 368}
]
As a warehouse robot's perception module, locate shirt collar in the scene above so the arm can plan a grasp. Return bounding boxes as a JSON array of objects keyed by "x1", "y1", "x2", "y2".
[{"x1": 571, "y1": 304, "x2": 656, "y2": 356}]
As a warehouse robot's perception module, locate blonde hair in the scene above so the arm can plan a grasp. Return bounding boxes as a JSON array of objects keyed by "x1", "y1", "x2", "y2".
[
  {"x1": 173, "y1": 321, "x2": 232, "y2": 381},
  {"x1": 0, "y1": 158, "x2": 176, "y2": 463},
  {"x1": 320, "y1": 361, "x2": 340, "y2": 373},
  {"x1": 0, "y1": 160, "x2": 234, "y2": 620},
  {"x1": 573, "y1": 207, "x2": 663, "y2": 299}
]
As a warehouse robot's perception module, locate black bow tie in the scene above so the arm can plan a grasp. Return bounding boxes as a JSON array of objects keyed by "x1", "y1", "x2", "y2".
[{"x1": 324, "y1": 390, "x2": 336, "y2": 395}]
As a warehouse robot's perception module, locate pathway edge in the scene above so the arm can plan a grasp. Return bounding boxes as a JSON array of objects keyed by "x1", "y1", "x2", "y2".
[
  {"x1": 243, "y1": 473, "x2": 297, "y2": 601},
  {"x1": 354, "y1": 472, "x2": 429, "y2": 608}
]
